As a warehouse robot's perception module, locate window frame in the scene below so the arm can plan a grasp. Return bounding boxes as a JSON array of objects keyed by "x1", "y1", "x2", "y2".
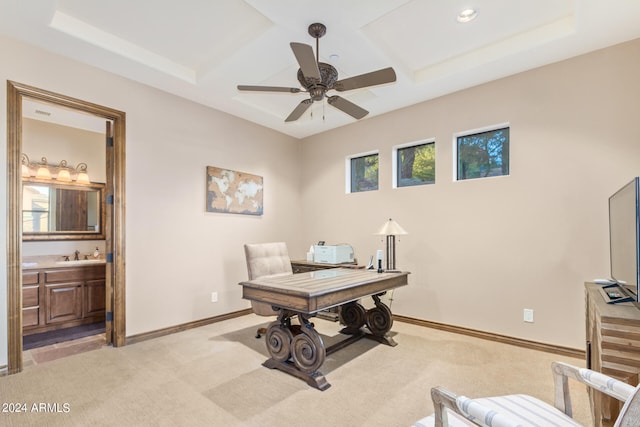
[
  {"x1": 345, "y1": 150, "x2": 379, "y2": 194},
  {"x1": 453, "y1": 123, "x2": 510, "y2": 182},
  {"x1": 392, "y1": 138, "x2": 436, "y2": 189}
]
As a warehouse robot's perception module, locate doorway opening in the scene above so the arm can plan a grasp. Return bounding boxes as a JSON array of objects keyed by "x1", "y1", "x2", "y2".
[{"x1": 6, "y1": 81, "x2": 126, "y2": 374}]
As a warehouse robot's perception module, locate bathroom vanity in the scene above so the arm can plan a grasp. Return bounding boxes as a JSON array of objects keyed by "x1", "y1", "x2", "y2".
[{"x1": 22, "y1": 262, "x2": 106, "y2": 335}]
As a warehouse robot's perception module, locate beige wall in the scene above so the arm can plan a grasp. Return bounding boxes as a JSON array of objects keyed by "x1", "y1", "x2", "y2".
[
  {"x1": 299, "y1": 38, "x2": 640, "y2": 349},
  {"x1": 0, "y1": 35, "x2": 302, "y2": 367},
  {"x1": 2, "y1": 33, "x2": 639, "y2": 368},
  {"x1": 23, "y1": 118, "x2": 106, "y2": 183}
]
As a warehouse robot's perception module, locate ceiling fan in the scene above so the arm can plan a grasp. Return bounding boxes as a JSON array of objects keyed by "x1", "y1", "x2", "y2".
[{"x1": 237, "y1": 23, "x2": 397, "y2": 122}]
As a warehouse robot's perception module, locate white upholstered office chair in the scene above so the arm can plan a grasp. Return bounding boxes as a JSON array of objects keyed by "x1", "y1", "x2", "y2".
[
  {"x1": 244, "y1": 242, "x2": 294, "y2": 337},
  {"x1": 413, "y1": 361, "x2": 640, "y2": 427}
]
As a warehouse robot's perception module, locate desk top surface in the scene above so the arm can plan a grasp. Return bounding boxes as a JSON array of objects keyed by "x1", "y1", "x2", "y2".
[{"x1": 240, "y1": 268, "x2": 408, "y2": 298}]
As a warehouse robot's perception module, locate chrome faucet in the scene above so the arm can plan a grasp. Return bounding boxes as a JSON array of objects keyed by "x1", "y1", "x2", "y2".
[{"x1": 74, "y1": 250, "x2": 80, "y2": 261}]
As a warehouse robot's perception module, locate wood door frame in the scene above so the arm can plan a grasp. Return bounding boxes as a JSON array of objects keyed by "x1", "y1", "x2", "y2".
[{"x1": 6, "y1": 81, "x2": 126, "y2": 374}]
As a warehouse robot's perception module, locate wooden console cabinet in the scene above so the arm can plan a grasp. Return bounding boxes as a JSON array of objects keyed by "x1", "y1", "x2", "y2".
[
  {"x1": 585, "y1": 282, "x2": 640, "y2": 427},
  {"x1": 22, "y1": 264, "x2": 106, "y2": 335}
]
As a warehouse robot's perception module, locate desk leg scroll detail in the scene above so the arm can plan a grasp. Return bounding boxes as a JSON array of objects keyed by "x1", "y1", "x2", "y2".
[
  {"x1": 366, "y1": 295, "x2": 393, "y2": 337},
  {"x1": 291, "y1": 323, "x2": 325, "y2": 373},
  {"x1": 339, "y1": 295, "x2": 396, "y2": 345},
  {"x1": 339, "y1": 301, "x2": 366, "y2": 334},
  {"x1": 265, "y1": 322, "x2": 293, "y2": 363},
  {"x1": 364, "y1": 294, "x2": 397, "y2": 347},
  {"x1": 262, "y1": 314, "x2": 330, "y2": 391}
]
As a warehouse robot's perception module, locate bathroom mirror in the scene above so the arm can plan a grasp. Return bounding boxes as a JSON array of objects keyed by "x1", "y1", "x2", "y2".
[{"x1": 22, "y1": 177, "x2": 105, "y2": 241}]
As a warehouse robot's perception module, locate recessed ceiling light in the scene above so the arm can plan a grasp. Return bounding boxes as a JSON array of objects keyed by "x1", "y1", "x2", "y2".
[
  {"x1": 329, "y1": 54, "x2": 339, "y2": 61},
  {"x1": 457, "y1": 8, "x2": 478, "y2": 23}
]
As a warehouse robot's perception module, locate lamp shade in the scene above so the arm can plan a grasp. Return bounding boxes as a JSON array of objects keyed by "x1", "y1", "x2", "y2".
[
  {"x1": 75, "y1": 162, "x2": 90, "y2": 184},
  {"x1": 375, "y1": 218, "x2": 408, "y2": 235},
  {"x1": 76, "y1": 172, "x2": 90, "y2": 184},
  {"x1": 56, "y1": 168, "x2": 72, "y2": 182},
  {"x1": 36, "y1": 166, "x2": 51, "y2": 179}
]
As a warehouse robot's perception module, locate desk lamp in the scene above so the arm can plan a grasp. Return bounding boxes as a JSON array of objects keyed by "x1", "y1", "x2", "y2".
[{"x1": 375, "y1": 218, "x2": 408, "y2": 271}]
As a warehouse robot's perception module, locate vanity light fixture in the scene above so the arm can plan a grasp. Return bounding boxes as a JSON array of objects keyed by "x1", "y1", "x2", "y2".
[
  {"x1": 21, "y1": 154, "x2": 31, "y2": 177},
  {"x1": 75, "y1": 163, "x2": 90, "y2": 184},
  {"x1": 35, "y1": 157, "x2": 52, "y2": 179},
  {"x1": 22, "y1": 153, "x2": 91, "y2": 183},
  {"x1": 457, "y1": 8, "x2": 478, "y2": 23},
  {"x1": 55, "y1": 160, "x2": 72, "y2": 182}
]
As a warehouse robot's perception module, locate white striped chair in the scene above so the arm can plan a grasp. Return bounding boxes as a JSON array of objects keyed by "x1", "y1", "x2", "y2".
[{"x1": 413, "y1": 361, "x2": 640, "y2": 427}]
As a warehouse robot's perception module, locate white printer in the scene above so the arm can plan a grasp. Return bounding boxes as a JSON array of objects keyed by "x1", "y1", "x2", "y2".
[{"x1": 313, "y1": 244, "x2": 354, "y2": 264}]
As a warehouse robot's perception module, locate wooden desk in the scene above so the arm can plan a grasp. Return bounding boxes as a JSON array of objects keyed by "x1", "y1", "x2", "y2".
[
  {"x1": 239, "y1": 269, "x2": 409, "y2": 390},
  {"x1": 290, "y1": 260, "x2": 363, "y2": 274},
  {"x1": 290, "y1": 260, "x2": 364, "y2": 321}
]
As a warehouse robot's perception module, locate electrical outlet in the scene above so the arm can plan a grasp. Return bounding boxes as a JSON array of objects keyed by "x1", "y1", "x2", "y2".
[
  {"x1": 211, "y1": 292, "x2": 218, "y2": 303},
  {"x1": 523, "y1": 308, "x2": 534, "y2": 323}
]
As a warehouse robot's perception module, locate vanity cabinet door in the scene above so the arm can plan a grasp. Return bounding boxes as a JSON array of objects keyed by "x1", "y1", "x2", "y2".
[
  {"x1": 22, "y1": 271, "x2": 42, "y2": 331},
  {"x1": 85, "y1": 279, "x2": 106, "y2": 317},
  {"x1": 45, "y1": 282, "x2": 82, "y2": 324},
  {"x1": 22, "y1": 285, "x2": 40, "y2": 328},
  {"x1": 23, "y1": 265, "x2": 105, "y2": 334}
]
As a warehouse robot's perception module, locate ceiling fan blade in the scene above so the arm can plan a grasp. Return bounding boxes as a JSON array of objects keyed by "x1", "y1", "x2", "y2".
[
  {"x1": 237, "y1": 85, "x2": 301, "y2": 93},
  {"x1": 290, "y1": 42, "x2": 321, "y2": 80},
  {"x1": 327, "y1": 96, "x2": 368, "y2": 119},
  {"x1": 285, "y1": 99, "x2": 313, "y2": 122},
  {"x1": 334, "y1": 67, "x2": 396, "y2": 92}
]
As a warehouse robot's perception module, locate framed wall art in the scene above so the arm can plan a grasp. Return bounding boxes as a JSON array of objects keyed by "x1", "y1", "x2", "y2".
[{"x1": 206, "y1": 166, "x2": 263, "y2": 216}]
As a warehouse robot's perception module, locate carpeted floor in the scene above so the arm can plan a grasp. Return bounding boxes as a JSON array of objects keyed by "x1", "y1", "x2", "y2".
[
  {"x1": 1, "y1": 315, "x2": 592, "y2": 426},
  {"x1": 23, "y1": 322, "x2": 106, "y2": 351}
]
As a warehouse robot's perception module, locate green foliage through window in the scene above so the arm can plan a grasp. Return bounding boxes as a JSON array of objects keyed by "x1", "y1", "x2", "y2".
[
  {"x1": 350, "y1": 153, "x2": 378, "y2": 192},
  {"x1": 397, "y1": 142, "x2": 435, "y2": 187},
  {"x1": 457, "y1": 127, "x2": 509, "y2": 180}
]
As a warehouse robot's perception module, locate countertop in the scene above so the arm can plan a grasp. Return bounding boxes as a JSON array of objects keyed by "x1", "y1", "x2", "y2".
[{"x1": 22, "y1": 255, "x2": 106, "y2": 270}]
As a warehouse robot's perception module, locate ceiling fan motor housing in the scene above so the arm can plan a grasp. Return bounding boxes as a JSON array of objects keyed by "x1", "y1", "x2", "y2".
[
  {"x1": 297, "y1": 62, "x2": 338, "y2": 101},
  {"x1": 237, "y1": 21, "x2": 396, "y2": 122}
]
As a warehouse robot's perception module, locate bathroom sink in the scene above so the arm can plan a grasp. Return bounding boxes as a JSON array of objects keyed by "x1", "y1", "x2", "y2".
[{"x1": 55, "y1": 259, "x2": 105, "y2": 266}]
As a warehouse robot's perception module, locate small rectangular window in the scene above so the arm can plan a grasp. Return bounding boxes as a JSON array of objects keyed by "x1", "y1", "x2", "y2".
[
  {"x1": 456, "y1": 126, "x2": 509, "y2": 181},
  {"x1": 349, "y1": 153, "x2": 378, "y2": 193},
  {"x1": 396, "y1": 142, "x2": 435, "y2": 187}
]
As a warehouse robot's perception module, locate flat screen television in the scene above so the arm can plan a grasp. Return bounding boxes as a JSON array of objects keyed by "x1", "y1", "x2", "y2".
[{"x1": 608, "y1": 177, "x2": 640, "y2": 303}]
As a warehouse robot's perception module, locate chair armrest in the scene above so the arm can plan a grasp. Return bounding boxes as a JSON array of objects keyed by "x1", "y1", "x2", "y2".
[
  {"x1": 431, "y1": 386, "x2": 463, "y2": 427},
  {"x1": 430, "y1": 387, "x2": 523, "y2": 427},
  {"x1": 552, "y1": 361, "x2": 636, "y2": 416}
]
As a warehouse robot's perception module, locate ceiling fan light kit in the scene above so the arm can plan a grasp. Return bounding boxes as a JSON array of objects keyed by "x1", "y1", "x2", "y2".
[{"x1": 237, "y1": 22, "x2": 396, "y2": 123}]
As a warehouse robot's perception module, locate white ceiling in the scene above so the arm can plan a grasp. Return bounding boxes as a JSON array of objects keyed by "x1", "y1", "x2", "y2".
[{"x1": 2, "y1": 0, "x2": 640, "y2": 139}]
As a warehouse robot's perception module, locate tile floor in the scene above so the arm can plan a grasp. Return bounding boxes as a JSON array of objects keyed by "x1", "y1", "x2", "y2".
[{"x1": 23, "y1": 333, "x2": 106, "y2": 367}]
